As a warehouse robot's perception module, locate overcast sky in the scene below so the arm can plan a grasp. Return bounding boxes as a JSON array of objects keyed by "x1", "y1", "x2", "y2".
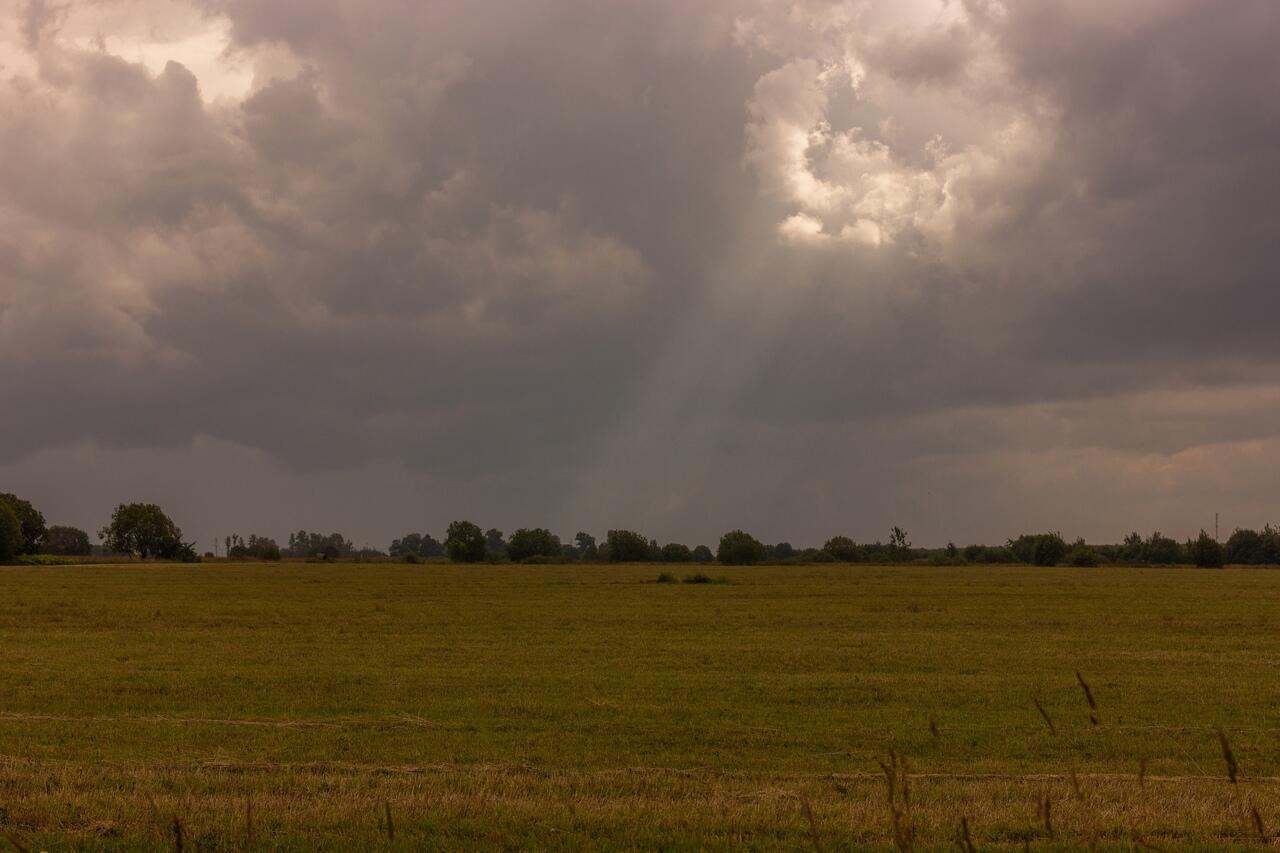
[{"x1": 2, "y1": 0, "x2": 1279, "y2": 550}]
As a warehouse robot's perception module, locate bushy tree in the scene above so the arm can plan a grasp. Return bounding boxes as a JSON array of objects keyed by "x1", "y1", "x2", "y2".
[
  {"x1": 100, "y1": 503, "x2": 197, "y2": 561},
  {"x1": 0, "y1": 502, "x2": 22, "y2": 561},
  {"x1": 287, "y1": 531, "x2": 353, "y2": 560},
  {"x1": 1009, "y1": 532, "x2": 1067, "y2": 566},
  {"x1": 1144, "y1": 531, "x2": 1183, "y2": 565},
  {"x1": 1119, "y1": 532, "x2": 1145, "y2": 562},
  {"x1": 507, "y1": 528, "x2": 561, "y2": 562},
  {"x1": 0, "y1": 493, "x2": 47, "y2": 555},
  {"x1": 660, "y1": 543, "x2": 693, "y2": 563},
  {"x1": 1224, "y1": 526, "x2": 1280, "y2": 565},
  {"x1": 691, "y1": 545, "x2": 714, "y2": 563},
  {"x1": 42, "y1": 525, "x2": 92, "y2": 556},
  {"x1": 389, "y1": 532, "x2": 445, "y2": 559},
  {"x1": 717, "y1": 529, "x2": 765, "y2": 565},
  {"x1": 773, "y1": 542, "x2": 795, "y2": 559},
  {"x1": 606, "y1": 529, "x2": 651, "y2": 562},
  {"x1": 445, "y1": 520, "x2": 486, "y2": 563},
  {"x1": 1067, "y1": 539, "x2": 1101, "y2": 567},
  {"x1": 574, "y1": 532, "x2": 598, "y2": 561},
  {"x1": 484, "y1": 528, "x2": 507, "y2": 560},
  {"x1": 823, "y1": 535, "x2": 864, "y2": 562},
  {"x1": 1188, "y1": 530, "x2": 1224, "y2": 568}
]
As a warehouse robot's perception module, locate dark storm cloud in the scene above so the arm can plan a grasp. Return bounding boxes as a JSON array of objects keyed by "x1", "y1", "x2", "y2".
[{"x1": 2, "y1": 0, "x2": 1280, "y2": 547}]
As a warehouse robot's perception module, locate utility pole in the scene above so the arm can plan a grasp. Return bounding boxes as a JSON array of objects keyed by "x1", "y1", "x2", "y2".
[{"x1": 1215, "y1": 512, "x2": 1219, "y2": 541}]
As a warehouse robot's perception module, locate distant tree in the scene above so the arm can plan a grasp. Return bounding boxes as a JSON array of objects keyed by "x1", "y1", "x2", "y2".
[
  {"x1": 660, "y1": 543, "x2": 693, "y2": 563},
  {"x1": 0, "y1": 493, "x2": 47, "y2": 555},
  {"x1": 717, "y1": 530, "x2": 765, "y2": 565},
  {"x1": 390, "y1": 532, "x2": 444, "y2": 559},
  {"x1": 389, "y1": 533, "x2": 424, "y2": 558},
  {"x1": 606, "y1": 530, "x2": 651, "y2": 562},
  {"x1": 773, "y1": 542, "x2": 795, "y2": 559},
  {"x1": 647, "y1": 538, "x2": 663, "y2": 562},
  {"x1": 823, "y1": 536, "x2": 863, "y2": 562},
  {"x1": 887, "y1": 526, "x2": 912, "y2": 562},
  {"x1": 1119, "y1": 532, "x2": 1145, "y2": 562},
  {"x1": 0, "y1": 501, "x2": 22, "y2": 561},
  {"x1": 945, "y1": 542, "x2": 959, "y2": 559},
  {"x1": 484, "y1": 528, "x2": 507, "y2": 560},
  {"x1": 228, "y1": 534, "x2": 281, "y2": 561},
  {"x1": 252, "y1": 536, "x2": 282, "y2": 560},
  {"x1": 691, "y1": 544, "x2": 714, "y2": 563},
  {"x1": 1225, "y1": 528, "x2": 1266, "y2": 565},
  {"x1": 1143, "y1": 531, "x2": 1183, "y2": 565},
  {"x1": 1188, "y1": 530, "x2": 1224, "y2": 568},
  {"x1": 100, "y1": 503, "x2": 197, "y2": 561},
  {"x1": 287, "y1": 531, "x2": 353, "y2": 559},
  {"x1": 507, "y1": 528, "x2": 561, "y2": 562},
  {"x1": 42, "y1": 525, "x2": 92, "y2": 556},
  {"x1": 1066, "y1": 538, "x2": 1101, "y2": 567},
  {"x1": 574, "y1": 532, "x2": 598, "y2": 560},
  {"x1": 446, "y1": 520, "x2": 486, "y2": 563},
  {"x1": 1009, "y1": 532, "x2": 1067, "y2": 566}
]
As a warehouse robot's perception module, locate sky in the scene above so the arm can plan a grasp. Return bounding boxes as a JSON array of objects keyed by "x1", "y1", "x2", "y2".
[{"x1": 2, "y1": 0, "x2": 1279, "y2": 551}]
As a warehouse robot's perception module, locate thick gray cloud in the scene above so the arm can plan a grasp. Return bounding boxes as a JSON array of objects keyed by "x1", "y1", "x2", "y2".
[{"x1": 2, "y1": 0, "x2": 1279, "y2": 549}]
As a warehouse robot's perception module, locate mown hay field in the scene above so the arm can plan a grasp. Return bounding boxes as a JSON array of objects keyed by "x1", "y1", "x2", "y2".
[{"x1": 1, "y1": 562, "x2": 1278, "y2": 850}]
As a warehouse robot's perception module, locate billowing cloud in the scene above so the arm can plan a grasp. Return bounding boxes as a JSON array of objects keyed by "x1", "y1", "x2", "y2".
[{"x1": 2, "y1": 0, "x2": 1279, "y2": 548}]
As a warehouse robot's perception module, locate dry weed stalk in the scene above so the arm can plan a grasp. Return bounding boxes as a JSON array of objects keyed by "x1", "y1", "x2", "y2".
[
  {"x1": 1037, "y1": 794, "x2": 1054, "y2": 839},
  {"x1": 956, "y1": 816, "x2": 976, "y2": 853},
  {"x1": 1217, "y1": 729, "x2": 1238, "y2": 784},
  {"x1": 1032, "y1": 695, "x2": 1056, "y2": 735},
  {"x1": 1075, "y1": 671, "x2": 1099, "y2": 725},
  {"x1": 878, "y1": 750, "x2": 914, "y2": 852},
  {"x1": 799, "y1": 794, "x2": 823, "y2": 852},
  {"x1": 1251, "y1": 807, "x2": 1268, "y2": 843}
]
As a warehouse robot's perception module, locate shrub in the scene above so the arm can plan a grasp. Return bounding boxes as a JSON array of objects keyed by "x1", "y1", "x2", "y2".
[
  {"x1": 823, "y1": 536, "x2": 864, "y2": 562},
  {"x1": 1067, "y1": 539, "x2": 1101, "y2": 567},
  {"x1": 660, "y1": 543, "x2": 693, "y2": 563},
  {"x1": 521, "y1": 554, "x2": 560, "y2": 565},
  {"x1": 717, "y1": 530, "x2": 765, "y2": 565},
  {"x1": 1189, "y1": 530, "x2": 1224, "y2": 568},
  {"x1": 683, "y1": 573, "x2": 712, "y2": 584},
  {"x1": 656, "y1": 572, "x2": 677, "y2": 584}
]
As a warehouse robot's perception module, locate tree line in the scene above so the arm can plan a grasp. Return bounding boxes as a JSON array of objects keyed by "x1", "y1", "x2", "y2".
[{"x1": 0, "y1": 491, "x2": 1270, "y2": 569}]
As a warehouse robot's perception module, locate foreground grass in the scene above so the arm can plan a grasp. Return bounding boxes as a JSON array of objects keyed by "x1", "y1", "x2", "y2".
[{"x1": 1, "y1": 562, "x2": 1278, "y2": 849}]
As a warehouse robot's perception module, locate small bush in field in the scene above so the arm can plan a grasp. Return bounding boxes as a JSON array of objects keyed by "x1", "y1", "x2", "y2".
[{"x1": 656, "y1": 572, "x2": 677, "y2": 584}]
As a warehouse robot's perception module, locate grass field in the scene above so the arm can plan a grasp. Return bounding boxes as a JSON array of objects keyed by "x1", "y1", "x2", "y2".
[{"x1": 1, "y1": 562, "x2": 1279, "y2": 850}]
